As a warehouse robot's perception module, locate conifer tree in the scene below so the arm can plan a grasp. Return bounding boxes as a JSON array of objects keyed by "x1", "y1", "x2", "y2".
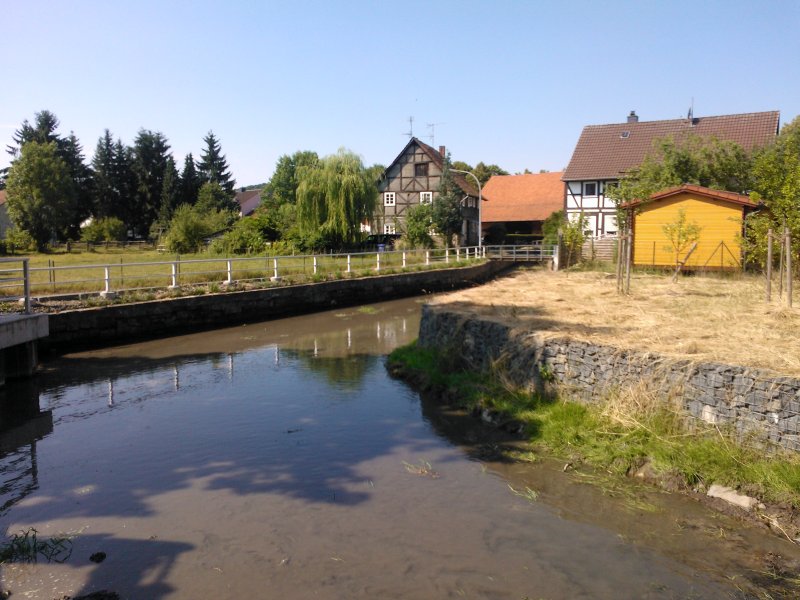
[
  {"x1": 196, "y1": 131, "x2": 235, "y2": 196},
  {"x1": 131, "y1": 129, "x2": 172, "y2": 237},
  {"x1": 179, "y1": 153, "x2": 201, "y2": 206}
]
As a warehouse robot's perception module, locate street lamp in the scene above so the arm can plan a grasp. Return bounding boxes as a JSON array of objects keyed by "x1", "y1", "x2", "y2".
[{"x1": 450, "y1": 169, "x2": 482, "y2": 249}]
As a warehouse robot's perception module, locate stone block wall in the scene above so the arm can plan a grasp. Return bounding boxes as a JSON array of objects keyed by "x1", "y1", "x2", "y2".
[
  {"x1": 418, "y1": 305, "x2": 800, "y2": 452},
  {"x1": 45, "y1": 262, "x2": 511, "y2": 351}
]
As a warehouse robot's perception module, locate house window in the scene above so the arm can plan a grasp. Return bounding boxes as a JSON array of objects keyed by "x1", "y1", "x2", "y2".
[
  {"x1": 383, "y1": 223, "x2": 396, "y2": 234},
  {"x1": 383, "y1": 192, "x2": 396, "y2": 206},
  {"x1": 415, "y1": 163, "x2": 429, "y2": 177},
  {"x1": 420, "y1": 191, "x2": 433, "y2": 204},
  {"x1": 583, "y1": 182, "x2": 597, "y2": 196}
]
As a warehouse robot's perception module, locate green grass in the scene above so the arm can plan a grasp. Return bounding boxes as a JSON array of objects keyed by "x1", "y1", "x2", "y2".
[
  {"x1": 388, "y1": 342, "x2": 800, "y2": 507},
  {"x1": 1, "y1": 246, "x2": 485, "y2": 300},
  {"x1": 0, "y1": 528, "x2": 73, "y2": 564}
]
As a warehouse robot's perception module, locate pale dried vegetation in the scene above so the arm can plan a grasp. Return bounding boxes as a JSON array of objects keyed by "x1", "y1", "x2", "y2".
[{"x1": 433, "y1": 267, "x2": 800, "y2": 376}]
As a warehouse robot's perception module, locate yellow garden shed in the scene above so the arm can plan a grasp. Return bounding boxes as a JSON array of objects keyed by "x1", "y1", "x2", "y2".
[{"x1": 630, "y1": 184, "x2": 757, "y2": 269}]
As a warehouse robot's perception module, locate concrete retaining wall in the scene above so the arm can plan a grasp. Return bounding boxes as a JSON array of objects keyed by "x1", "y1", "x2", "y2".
[
  {"x1": 418, "y1": 305, "x2": 800, "y2": 452},
  {"x1": 45, "y1": 262, "x2": 511, "y2": 351}
]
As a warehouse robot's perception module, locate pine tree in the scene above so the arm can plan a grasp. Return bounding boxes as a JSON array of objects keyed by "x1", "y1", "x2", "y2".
[
  {"x1": 196, "y1": 131, "x2": 235, "y2": 196},
  {"x1": 131, "y1": 129, "x2": 172, "y2": 237},
  {"x1": 179, "y1": 153, "x2": 201, "y2": 206},
  {"x1": 157, "y1": 156, "x2": 180, "y2": 227},
  {"x1": 111, "y1": 139, "x2": 136, "y2": 228},
  {"x1": 92, "y1": 130, "x2": 117, "y2": 218}
]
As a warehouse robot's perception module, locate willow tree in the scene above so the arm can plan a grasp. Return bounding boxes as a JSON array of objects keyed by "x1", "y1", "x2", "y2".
[{"x1": 295, "y1": 149, "x2": 377, "y2": 247}]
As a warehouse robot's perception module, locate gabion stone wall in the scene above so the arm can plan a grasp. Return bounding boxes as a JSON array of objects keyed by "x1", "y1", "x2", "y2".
[{"x1": 418, "y1": 304, "x2": 800, "y2": 452}]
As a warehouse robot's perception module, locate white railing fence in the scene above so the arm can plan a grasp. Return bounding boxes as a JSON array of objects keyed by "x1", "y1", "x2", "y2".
[
  {"x1": 0, "y1": 258, "x2": 31, "y2": 313},
  {"x1": 0, "y1": 247, "x2": 491, "y2": 306}
]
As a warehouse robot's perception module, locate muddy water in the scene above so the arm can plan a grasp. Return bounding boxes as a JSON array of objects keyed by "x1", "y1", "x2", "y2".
[{"x1": 0, "y1": 297, "x2": 797, "y2": 599}]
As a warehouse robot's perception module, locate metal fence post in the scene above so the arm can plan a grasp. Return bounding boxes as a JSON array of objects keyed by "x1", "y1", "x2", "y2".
[
  {"x1": 170, "y1": 262, "x2": 179, "y2": 288},
  {"x1": 402, "y1": 252, "x2": 406, "y2": 268},
  {"x1": 426, "y1": 250, "x2": 430, "y2": 265},
  {"x1": 347, "y1": 254, "x2": 351, "y2": 273},
  {"x1": 313, "y1": 256, "x2": 318, "y2": 275},
  {"x1": 376, "y1": 252, "x2": 381, "y2": 272},
  {"x1": 445, "y1": 249, "x2": 450, "y2": 264},
  {"x1": 226, "y1": 260, "x2": 233, "y2": 285},
  {"x1": 271, "y1": 258, "x2": 280, "y2": 281},
  {"x1": 23, "y1": 259, "x2": 30, "y2": 314},
  {"x1": 104, "y1": 267, "x2": 111, "y2": 294}
]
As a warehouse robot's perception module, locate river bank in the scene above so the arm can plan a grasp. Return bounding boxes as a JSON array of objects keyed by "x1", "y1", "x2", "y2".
[{"x1": 387, "y1": 268, "x2": 800, "y2": 560}]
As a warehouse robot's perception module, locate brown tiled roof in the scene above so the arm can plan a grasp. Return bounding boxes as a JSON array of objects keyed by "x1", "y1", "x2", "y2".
[
  {"x1": 625, "y1": 184, "x2": 757, "y2": 209},
  {"x1": 481, "y1": 172, "x2": 564, "y2": 222},
  {"x1": 382, "y1": 137, "x2": 480, "y2": 197},
  {"x1": 563, "y1": 111, "x2": 780, "y2": 181}
]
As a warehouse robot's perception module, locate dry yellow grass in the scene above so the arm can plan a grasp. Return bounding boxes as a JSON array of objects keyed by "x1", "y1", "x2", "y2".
[{"x1": 432, "y1": 267, "x2": 800, "y2": 376}]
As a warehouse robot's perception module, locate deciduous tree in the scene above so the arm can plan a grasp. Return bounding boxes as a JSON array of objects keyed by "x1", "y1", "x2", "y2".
[
  {"x1": 432, "y1": 154, "x2": 464, "y2": 248},
  {"x1": 5, "y1": 141, "x2": 76, "y2": 250},
  {"x1": 296, "y1": 149, "x2": 377, "y2": 247}
]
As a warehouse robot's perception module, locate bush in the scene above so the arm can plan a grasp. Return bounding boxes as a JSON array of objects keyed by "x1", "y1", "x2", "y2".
[
  {"x1": 80, "y1": 217, "x2": 127, "y2": 243},
  {"x1": 164, "y1": 204, "x2": 233, "y2": 253},
  {"x1": 4, "y1": 229, "x2": 35, "y2": 253}
]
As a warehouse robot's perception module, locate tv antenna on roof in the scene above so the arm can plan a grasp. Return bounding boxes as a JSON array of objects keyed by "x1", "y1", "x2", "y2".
[
  {"x1": 403, "y1": 116, "x2": 414, "y2": 139},
  {"x1": 687, "y1": 97, "x2": 694, "y2": 120},
  {"x1": 426, "y1": 122, "x2": 444, "y2": 146}
]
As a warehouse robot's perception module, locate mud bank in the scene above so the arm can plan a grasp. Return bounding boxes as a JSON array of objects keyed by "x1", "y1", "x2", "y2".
[{"x1": 43, "y1": 262, "x2": 511, "y2": 352}]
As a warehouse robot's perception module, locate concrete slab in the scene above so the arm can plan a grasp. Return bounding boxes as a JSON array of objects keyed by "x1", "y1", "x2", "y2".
[{"x1": 0, "y1": 314, "x2": 49, "y2": 349}]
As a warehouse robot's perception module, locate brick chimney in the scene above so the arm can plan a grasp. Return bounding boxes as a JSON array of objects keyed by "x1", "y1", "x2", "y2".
[
  {"x1": 439, "y1": 145, "x2": 446, "y2": 158},
  {"x1": 627, "y1": 110, "x2": 639, "y2": 123}
]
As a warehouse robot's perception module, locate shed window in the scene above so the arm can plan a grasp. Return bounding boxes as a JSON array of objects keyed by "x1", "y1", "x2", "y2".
[
  {"x1": 583, "y1": 182, "x2": 597, "y2": 196},
  {"x1": 383, "y1": 192, "x2": 396, "y2": 206}
]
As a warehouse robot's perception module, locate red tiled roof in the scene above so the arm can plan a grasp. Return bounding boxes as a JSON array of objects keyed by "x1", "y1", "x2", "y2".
[
  {"x1": 482, "y1": 172, "x2": 564, "y2": 223},
  {"x1": 0, "y1": 190, "x2": 6, "y2": 206},
  {"x1": 563, "y1": 111, "x2": 780, "y2": 181},
  {"x1": 625, "y1": 184, "x2": 757, "y2": 209}
]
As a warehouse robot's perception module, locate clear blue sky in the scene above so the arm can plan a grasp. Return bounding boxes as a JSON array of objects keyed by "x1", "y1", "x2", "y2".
[{"x1": 2, "y1": 0, "x2": 799, "y2": 187}]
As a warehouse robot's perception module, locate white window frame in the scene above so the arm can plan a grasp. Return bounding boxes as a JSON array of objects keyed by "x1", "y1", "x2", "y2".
[
  {"x1": 583, "y1": 182, "x2": 598, "y2": 197},
  {"x1": 383, "y1": 192, "x2": 396, "y2": 206},
  {"x1": 383, "y1": 223, "x2": 396, "y2": 234},
  {"x1": 420, "y1": 191, "x2": 433, "y2": 204}
]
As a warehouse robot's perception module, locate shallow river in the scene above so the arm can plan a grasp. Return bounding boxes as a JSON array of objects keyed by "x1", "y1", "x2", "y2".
[{"x1": 1, "y1": 297, "x2": 798, "y2": 599}]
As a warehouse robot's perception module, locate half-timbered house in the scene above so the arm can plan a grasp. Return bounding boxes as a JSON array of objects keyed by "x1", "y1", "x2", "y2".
[
  {"x1": 562, "y1": 110, "x2": 780, "y2": 237},
  {"x1": 377, "y1": 138, "x2": 481, "y2": 246}
]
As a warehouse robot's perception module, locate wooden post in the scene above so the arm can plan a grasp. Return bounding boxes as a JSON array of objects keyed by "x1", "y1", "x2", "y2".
[
  {"x1": 766, "y1": 228, "x2": 773, "y2": 302},
  {"x1": 787, "y1": 229, "x2": 793, "y2": 308},
  {"x1": 625, "y1": 229, "x2": 632, "y2": 294},
  {"x1": 779, "y1": 227, "x2": 785, "y2": 299}
]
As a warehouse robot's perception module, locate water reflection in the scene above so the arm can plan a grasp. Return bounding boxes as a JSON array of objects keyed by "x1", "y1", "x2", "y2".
[
  {"x1": 2, "y1": 297, "x2": 792, "y2": 599},
  {"x1": 0, "y1": 380, "x2": 53, "y2": 515}
]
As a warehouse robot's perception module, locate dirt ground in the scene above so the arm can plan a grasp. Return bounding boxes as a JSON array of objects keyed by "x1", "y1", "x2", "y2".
[{"x1": 432, "y1": 266, "x2": 800, "y2": 376}]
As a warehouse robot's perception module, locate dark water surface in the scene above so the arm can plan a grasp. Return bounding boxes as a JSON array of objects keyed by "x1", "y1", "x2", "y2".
[{"x1": 0, "y1": 297, "x2": 797, "y2": 599}]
